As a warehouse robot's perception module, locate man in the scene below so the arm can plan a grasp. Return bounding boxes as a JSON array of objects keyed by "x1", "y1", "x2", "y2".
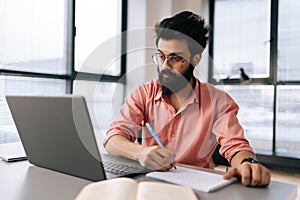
[{"x1": 104, "y1": 11, "x2": 270, "y2": 187}]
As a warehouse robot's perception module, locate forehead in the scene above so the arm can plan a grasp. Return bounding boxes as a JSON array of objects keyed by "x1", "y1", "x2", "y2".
[{"x1": 157, "y1": 38, "x2": 190, "y2": 55}]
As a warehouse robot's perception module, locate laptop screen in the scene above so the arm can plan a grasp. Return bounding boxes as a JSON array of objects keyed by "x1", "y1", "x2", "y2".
[{"x1": 6, "y1": 95, "x2": 107, "y2": 181}]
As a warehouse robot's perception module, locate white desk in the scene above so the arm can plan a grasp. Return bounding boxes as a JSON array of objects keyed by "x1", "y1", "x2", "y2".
[{"x1": 0, "y1": 160, "x2": 297, "y2": 200}]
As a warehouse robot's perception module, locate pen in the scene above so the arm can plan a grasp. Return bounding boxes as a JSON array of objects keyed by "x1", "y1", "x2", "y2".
[{"x1": 145, "y1": 122, "x2": 177, "y2": 170}]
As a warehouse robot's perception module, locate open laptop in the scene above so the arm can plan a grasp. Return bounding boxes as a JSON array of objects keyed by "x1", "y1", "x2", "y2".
[{"x1": 5, "y1": 95, "x2": 148, "y2": 181}]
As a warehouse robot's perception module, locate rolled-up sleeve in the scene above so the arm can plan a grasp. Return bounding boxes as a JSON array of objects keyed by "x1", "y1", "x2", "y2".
[{"x1": 212, "y1": 92, "x2": 254, "y2": 164}]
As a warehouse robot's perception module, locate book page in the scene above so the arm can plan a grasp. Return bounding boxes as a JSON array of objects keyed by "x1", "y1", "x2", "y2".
[
  {"x1": 146, "y1": 165, "x2": 237, "y2": 193},
  {"x1": 75, "y1": 178, "x2": 138, "y2": 200},
  {"x1": 137, "y1": 181, "x2": 197, "y2": 200}
]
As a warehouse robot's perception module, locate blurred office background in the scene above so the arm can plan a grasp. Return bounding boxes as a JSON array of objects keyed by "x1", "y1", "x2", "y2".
[{"x1": 1, "y1": 0, "x2": 300, "y2": 171}]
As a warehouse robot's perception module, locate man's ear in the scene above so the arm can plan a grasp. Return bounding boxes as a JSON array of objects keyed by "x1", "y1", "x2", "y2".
[{"x1": 192, "y1": 54, "x2": 202, "y2": 66}]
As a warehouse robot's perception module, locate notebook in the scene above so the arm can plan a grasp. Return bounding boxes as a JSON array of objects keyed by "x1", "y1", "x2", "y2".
[
  {"x1": 5, "y1": 95, "x2": 148, "y2": 181},
  {"x1": 0, "y1": 142, "x2": 27, "y2": 162},
  {"x1": 146, "y1": 165, "x2": 237, "y2": 192}
]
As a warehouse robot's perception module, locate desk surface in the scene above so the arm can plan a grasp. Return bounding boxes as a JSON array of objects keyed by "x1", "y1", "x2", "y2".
[{"x1": 0, "y1": 160, "x2": 297, "y2": 200}]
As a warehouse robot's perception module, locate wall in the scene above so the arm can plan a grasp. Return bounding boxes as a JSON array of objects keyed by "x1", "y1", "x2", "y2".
[{"x1": 126, "y1": 0, "x2": 210, "y2": 96}]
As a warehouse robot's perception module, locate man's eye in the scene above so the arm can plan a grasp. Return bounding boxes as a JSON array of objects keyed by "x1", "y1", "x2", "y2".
[
  {"x1": 158, "y1": 54, "x2": 165, "y2": 59},
  {"x1": 170, "y1": 56, "x2": 182, "y2": 62}
]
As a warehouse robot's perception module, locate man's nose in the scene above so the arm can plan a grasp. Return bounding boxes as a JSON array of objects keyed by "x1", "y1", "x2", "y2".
[{"x1": 161, "y1": 58, "x2": 172, "y2": 69}]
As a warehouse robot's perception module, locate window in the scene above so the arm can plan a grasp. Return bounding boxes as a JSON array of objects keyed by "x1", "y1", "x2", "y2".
[
  {"x1": 275, "y1": 0, "x2": 300, "y2": 158},
  {"x1": 276, "y1": 87, "x2": 300, "y2": 158},
  {"x1": 0, "y1": 0, "x2": 68, "y2": 144},
  {"x1": 217, "y1": 85, "x2": 274, "y2": 155},
  {"x1": 73, "y1": 0, "x2": 125, "y2": 132},
  {"x1": 277, "y1": 1, "x2": 300, "y2": 81},
  {"x1": 212, "y1": 0, "x2": 300, "y2": 164},
  {"x1": 75, "y1": 0, "x2": 122, "y2": 75},
  {"x1": 0, "y1": 0, "x2": 126, "y2": 144},
  {"x1": 213, "y1": 0, "x2": 271, "y2": 80},
  {"x1": 0, "y1": 0, "x2": 66, "y2": 74}
]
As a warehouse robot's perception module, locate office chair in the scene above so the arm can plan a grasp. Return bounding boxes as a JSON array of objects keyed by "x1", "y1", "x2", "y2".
[{"x1": 212, "y1": 144, "x2": 229, "y2": 171}]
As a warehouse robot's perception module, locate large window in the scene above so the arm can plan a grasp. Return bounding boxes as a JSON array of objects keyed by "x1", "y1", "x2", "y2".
[
  {"x1": 74, "y1": 0, "x2": 122, "y2": 76},
  {"x1": 212, "y1": 0, "x2": 300, "y2": 164},
  {"x1": 0, "y1": 0, "x2": 126, "y2": 144},
  {"x1": 277, "y1": 1, "x2": 300, "y2": 81},
  {"x1": 216, "y1": 85, "x2": 274, "y2": 155},
  {"x1": 275, "y1": 0, "x2": 300, "y2": 159},
  {"x1": 0, "y1": 0, "x2": 66, "y2": 74},
  {"x1": 0, "y1": 0, "x2": 68, "y2": 144},
  {"x1": 73, "y1": 0, "x2": 125, "y2": 135},
  {"x1": 213, "y1": 0, "x2": 271, "y2": 80}
]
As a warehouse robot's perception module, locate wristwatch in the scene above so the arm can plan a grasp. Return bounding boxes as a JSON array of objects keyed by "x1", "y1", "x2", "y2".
[{"x1": 241, "y1": 157, "x2": 260, "y2": 164}]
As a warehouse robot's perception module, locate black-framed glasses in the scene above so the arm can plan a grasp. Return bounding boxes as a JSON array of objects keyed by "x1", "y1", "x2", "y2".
[{"x1": 152, "y1": 53, "x2": 190, "y2": 69}]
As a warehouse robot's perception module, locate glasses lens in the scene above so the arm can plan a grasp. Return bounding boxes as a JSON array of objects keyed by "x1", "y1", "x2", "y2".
[
  {"x1": 152, "y1": 53, "x2": 188, "y2": 68},
  {"x1": 168, "y1": 55, "x2": 184, "y2": 68},
  {"x1": 152, "y1": 53, "x2": 164, "y2": 65}
]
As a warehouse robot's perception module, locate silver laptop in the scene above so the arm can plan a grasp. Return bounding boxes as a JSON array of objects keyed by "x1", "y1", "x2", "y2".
[{"x1": 5, "y1": 95, "x2": 147, "y2": 181}]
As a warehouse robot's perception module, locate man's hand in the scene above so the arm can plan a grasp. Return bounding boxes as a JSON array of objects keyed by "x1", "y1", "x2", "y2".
[
  {"x1": 138, "y1": 145, "x2": 176, "y2": 171},
  {"x1": 223, "y1": 162, "x2": 271, "y2": 187},
  {"x1": 105, "y1": 135, "x2": 175, "y2": 171}
]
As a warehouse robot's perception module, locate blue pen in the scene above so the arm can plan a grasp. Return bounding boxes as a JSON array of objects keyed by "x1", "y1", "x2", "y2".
[{"x1": 145, "y1": 122, "x2": 177, "y2": 170}]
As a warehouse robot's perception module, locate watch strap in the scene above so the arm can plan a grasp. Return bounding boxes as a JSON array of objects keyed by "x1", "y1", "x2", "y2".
[{"x1": 241, "y1": 157, "x2": 260, "y2": 164}]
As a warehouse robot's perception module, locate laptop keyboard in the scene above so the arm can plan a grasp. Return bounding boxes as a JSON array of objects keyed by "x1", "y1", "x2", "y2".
[{"x1": 102, "y1": 160, "x2": 145, "y2": 176}]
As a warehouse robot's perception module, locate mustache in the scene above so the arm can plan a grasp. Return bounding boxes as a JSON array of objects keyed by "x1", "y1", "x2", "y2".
[{"x1": 159, "y1": 69, "x2": 177, "y2": 77}]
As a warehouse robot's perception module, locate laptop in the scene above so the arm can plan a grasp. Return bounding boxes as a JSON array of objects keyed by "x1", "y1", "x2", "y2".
[{"x1": 5, "y1": 95, "x2": 148, "y2": 181}]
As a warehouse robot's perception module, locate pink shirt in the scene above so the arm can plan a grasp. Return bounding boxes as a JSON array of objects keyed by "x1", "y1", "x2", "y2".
[{"x1": 104, "y1": 78, "x2": 254, "y2": 168}]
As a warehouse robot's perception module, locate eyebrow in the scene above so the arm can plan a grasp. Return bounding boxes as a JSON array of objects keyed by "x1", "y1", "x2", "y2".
[{"x1": 157, "y1": 49, "x2": 185, "y2": 56}]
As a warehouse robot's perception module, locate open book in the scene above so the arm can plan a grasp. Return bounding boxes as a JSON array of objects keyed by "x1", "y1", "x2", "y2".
[
  {"x1": 75, "y1": 177, "x2": 197, "y2": 200},
  {"x1": 146, "y1": 165, "x2": 237, "y2": 193}
]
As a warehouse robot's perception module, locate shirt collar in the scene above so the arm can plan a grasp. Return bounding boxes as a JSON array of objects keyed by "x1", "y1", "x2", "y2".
[
  {"x1": 186, "y1": 78, "x2": 200, "y2": 105},
  {"x1": 153, "y1": 79, "x2": 162, "y2": 101}
]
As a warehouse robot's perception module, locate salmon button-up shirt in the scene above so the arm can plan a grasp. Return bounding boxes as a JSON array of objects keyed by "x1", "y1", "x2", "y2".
[{"x1": 104, "y1": 78, "x2": 254, "y2": 168}]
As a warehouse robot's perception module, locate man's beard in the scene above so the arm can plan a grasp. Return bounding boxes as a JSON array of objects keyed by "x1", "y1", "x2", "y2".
[{"x1": 158, "y1": 64, "x2": 194, "y2": 97}]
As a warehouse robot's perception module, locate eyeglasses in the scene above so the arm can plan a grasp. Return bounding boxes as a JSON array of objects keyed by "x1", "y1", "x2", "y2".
[{"x1": 152, "y1": 53, "x2": 190, "y2": 69}]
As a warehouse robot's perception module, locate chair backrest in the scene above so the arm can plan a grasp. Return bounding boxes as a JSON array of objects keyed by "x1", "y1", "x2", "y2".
[{"x1": 212, "y1": 144, "x2": 229, "y2": 166}]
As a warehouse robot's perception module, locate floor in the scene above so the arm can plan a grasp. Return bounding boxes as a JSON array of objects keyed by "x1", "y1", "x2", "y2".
[{"x1": 215, "y1": 165, "x2": 300, "y2": 200}]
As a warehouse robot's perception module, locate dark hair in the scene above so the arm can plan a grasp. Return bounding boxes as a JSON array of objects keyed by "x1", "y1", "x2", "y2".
[{"x1": 155, "y1": 11, "x2": 209, "y2": 55}]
